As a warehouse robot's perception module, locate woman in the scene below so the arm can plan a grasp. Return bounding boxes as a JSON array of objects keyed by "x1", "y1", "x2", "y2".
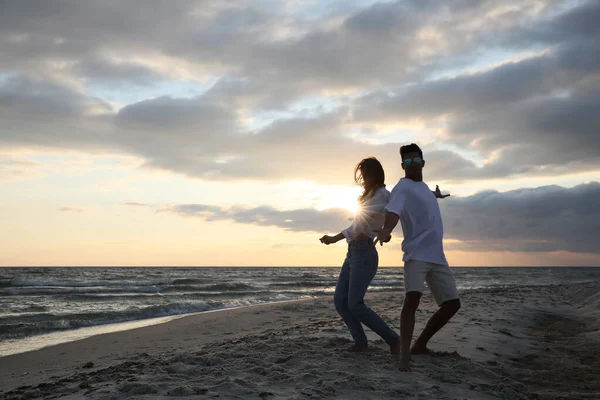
[{"x1": 319, "y1": 157, "x2": 400, "y2": 353}]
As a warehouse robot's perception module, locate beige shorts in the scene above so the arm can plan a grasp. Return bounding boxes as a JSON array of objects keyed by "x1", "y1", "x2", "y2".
[{"x1": 404, "y1": 259, "x2": 459, "y2": 306}]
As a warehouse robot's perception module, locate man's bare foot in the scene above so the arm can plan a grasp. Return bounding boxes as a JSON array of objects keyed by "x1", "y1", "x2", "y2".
[
  {"x1": 410, "y1": 343, "x2": 430, "y2": 355},
  {"x1": 398, "y1": 354, "x2": 411, "y2": 371},
  {"x1": 389, "y1": 337, "x2": 401, "y2": 355},
  {"x1": 348, "y1": 343, "x2": 369, "y2": 352}
]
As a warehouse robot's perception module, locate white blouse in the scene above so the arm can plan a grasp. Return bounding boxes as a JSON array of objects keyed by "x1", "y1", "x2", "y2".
[{"x1": 342, "y1": 186, "x2": 391, "y2": 241}]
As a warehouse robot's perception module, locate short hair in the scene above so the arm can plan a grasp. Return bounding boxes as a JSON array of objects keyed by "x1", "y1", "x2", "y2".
[{"x1": 400, "y1": 143, "x2": 423, "y2": 159}]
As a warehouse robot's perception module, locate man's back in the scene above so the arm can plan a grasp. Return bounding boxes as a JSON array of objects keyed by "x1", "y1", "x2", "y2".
[{"x1": 386, "y1": 178, "x2": 447, "y2": 265}]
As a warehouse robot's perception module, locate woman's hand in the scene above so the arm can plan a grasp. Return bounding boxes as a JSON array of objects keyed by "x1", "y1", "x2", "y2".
[
  {"x1": 373, "y1": 228, "x2": 392, "y2": 247},
  {"x1": 319, "y1": 235, "x2": 336, "y2": 245}
]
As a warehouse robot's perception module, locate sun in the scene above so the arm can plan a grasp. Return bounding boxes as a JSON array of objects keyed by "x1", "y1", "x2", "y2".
[
  {"x1": 316, "y1": 192, "x2": 360, "y2": 215},
  {"x1": 342, "y1": 198, "x2": 360, "y2": 215}
]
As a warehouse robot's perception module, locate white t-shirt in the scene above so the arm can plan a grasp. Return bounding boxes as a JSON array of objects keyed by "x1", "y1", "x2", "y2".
[
  {"x1": 385, "y1": 178, "x2": 448, "y2": 265},
  {"x1": 342, "y1": 187, "x2": 390, "y2": 241}
]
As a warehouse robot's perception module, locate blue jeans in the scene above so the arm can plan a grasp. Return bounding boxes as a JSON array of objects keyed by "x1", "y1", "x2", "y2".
[{"x1": 333, "y1": 239, "x2": 399, "y2": 346}]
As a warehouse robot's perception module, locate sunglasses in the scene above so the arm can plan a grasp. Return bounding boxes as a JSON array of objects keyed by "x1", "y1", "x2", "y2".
[{"x1": 402, "y1": 157, "x2": 423, "y2": 166}]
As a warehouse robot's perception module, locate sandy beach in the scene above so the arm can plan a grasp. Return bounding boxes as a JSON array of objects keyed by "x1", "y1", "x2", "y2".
[{"x1": 1, "y1": 282, "x2": 599, "y2": 400}]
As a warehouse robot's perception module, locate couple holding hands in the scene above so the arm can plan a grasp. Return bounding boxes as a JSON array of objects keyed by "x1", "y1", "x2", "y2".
[{"x1": 319, "y1": 143, "x2": 460, "y2": 371}]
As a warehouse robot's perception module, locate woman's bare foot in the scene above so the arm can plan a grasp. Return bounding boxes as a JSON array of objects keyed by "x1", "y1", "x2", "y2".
[{"x1": 410, "y1": 343, "x2": 431, "y2": 355}]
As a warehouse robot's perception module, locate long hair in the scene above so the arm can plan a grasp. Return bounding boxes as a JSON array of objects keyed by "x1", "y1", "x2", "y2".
[{"x1": 354, "y1": 157, "x2": 385, "y2": 204}]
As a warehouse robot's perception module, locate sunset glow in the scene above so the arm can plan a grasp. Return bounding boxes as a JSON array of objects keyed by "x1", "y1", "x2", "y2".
[{"x1": 1, "y1": 0, "x2": 599, "y2": 266}]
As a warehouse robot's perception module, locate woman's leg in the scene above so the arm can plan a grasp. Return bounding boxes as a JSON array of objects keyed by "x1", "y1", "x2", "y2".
[
  {"x1": 334, "y1": 255, "x2": 367, "y2": 346},
  {"x1": 347, "y1": 247, "x2": 400, "y2": 346}
]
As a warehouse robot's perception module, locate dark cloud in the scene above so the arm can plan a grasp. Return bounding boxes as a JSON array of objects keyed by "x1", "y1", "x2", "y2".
[
  {"x1": 350, "y1": 1, "x2": 600, "y2": 179},
  {"x1": 441, "y1": 182, "x2": 600, "y2": 253},
  {"x1": 451, "y1": 84, "x2": 600, "y2": 159},
  {"x1": 115, "y1": 95, "x2": 237, "y2": 135},
  {"x1": 520, "y1": 0, "x2": 600, "y2": 44},
  {"x1": 160, "y1": 182, "x2": 600, "y2": 253},
  {"x1": 353, "y1": 55, "x2": 561, "y2": 121},
  {"x1": 73, "y1": 58, "x2": 164, "y2": 86},
  {"x1": 0, "y1": 0, "x2": 598, "y2": 186},
  {"x1": 0, "y1": 76, "x2": 95, "y2": 120},
  {"x1": 164, "y1": 204, "x2": 351, "y2": 233},
  {"x1": 3, "y1": 0, "x2": 598, "y2": 261},
  {"x1": 0, "y1": 0, "x2": 552, "y2": 93},
  {"x1": 0, "y1": 76, "x2": 115, "y2": 151}
]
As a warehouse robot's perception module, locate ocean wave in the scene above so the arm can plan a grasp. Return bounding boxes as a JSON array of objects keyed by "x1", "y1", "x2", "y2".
[
  {"x1": 0, "y1": 302, "x2": 213, "y2": 340},
  {"x1": 3, "y1": 266, "x2": 598, "y2": 344},
  {"x1": 8, "y1": 279, "x2": 169, "y2": 288},
  {"x1": 457, "y1": 280, "x2": 600, "y2": 292},
  {"x1": 162, "y1": 283, "x2": 256, "y2": 292},
  {"x1": 203, "y1": 283, "x2": 255, "y2": 291},
  {"x1": 20, "y1": 305, "x2": 49, "y2": 313},
  {"x1": 0, "y1": 294, "x2": 302, "y2": 340},
  {"x1": 1, "y1": 286, "x2": 165, "y2": 296},
  {"x1": 171, "y1": 278, "x2": 210, "y2": 285},
  {"x1": 55, "y1": 290, "x2": 274, "y2": 302},
  {"x1": 3, "y1": 281, "x2": 257, "y2": 293},
  {"x1": 301, "y1": 273, "x2": 321, "y2": 279}
]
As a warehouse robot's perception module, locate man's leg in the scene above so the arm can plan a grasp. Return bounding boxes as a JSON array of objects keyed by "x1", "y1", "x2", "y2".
[
  {"x1": 399, "y1": 291, "x2": 421, "y2": 371},
  {"x1": 411, "y1": 298, "x2": 461, "y2": 354},
  {"x1": 399, "y1": 260, "x2": 429, "y2": 371},
  {"x1": 412, "y1": 263, "x2": 461, "y2": 353}
]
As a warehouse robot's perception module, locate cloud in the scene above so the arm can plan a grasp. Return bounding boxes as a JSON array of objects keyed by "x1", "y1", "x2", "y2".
[
  {"x1": 0, "y1": 0, "x2": 598, "y2": 187},
  {"x1": 349, "y1": 1, "x2": 600, "y2": 179},
  {"x1": 441, "y1": 181, "x2": 600, "y2": 253},
  {"x1": 517, "y1": 0, "x2": 600, "y2": 45},
  {"x1": 58, "y1": 207, "x2": 84, "y2": 213},
  {"x1": 0, "y1": 76, "x2": 114, "y2": 151},
  {"x1": 0, "y1": 155, "x2": 41, "y2": 181},
  {"x1": 163, "y1": 204, "x2": 351, "y2": 233},
  {"x1": 122, "y1": 202, "x2": 152, "y2": 208},
  {"x1": 0, "y1": 0, "x2": 560, "y2": 95},
  {"x1": 73, "y1": 58, "x2": 165, "y2": 86},
  {"x1": 157, "y1": 181, "x2": 600, "y2": 253},
  {"x1": 115, "y1": 96, "x2": 236, "y2": 134},
  {"x1": 0, "y1": 76, "x2": 394, "y2": 183}
]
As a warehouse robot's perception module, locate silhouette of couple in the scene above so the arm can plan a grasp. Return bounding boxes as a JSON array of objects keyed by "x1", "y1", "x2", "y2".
[{"x1": 319, "y1": 143, "x2": 460, "y2": 371}]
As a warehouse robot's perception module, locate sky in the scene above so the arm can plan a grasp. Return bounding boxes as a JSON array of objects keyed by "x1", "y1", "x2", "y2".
[{"x1": 1, "y1": 0, "x2": 599, "y2": 267}]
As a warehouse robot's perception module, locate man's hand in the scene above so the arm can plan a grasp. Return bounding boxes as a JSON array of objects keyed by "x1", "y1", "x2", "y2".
[
  {"x1": 372, "y1": 228, "x2": 392, "y2": 247},
  {"x1": 433, "y1": 185, "x2": 451, "y2": 199},
  {"x1": 319, "y1": 235, "x2": 336, "y2": 245}
]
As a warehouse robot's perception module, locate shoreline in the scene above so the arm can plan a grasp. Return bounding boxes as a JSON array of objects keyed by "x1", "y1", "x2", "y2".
[
  {"x1": 0, "y1": 298, "x2": 314, "y2": 358},
  {"x1": 2, "y1": 281, "x2": 596, "y2": 358},
  {"x1": 1, "y1": 282, "x2": 598, "y2": 399}
]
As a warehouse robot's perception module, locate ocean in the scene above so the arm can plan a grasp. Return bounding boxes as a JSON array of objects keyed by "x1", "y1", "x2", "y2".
[{"x1": 1, "y1": 266, "x2": 599, "y2": 356}]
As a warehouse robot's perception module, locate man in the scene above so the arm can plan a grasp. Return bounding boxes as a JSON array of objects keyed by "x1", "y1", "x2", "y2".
[{"x1": 374, "y1": 143, "x2": 460, "y2": 371}]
